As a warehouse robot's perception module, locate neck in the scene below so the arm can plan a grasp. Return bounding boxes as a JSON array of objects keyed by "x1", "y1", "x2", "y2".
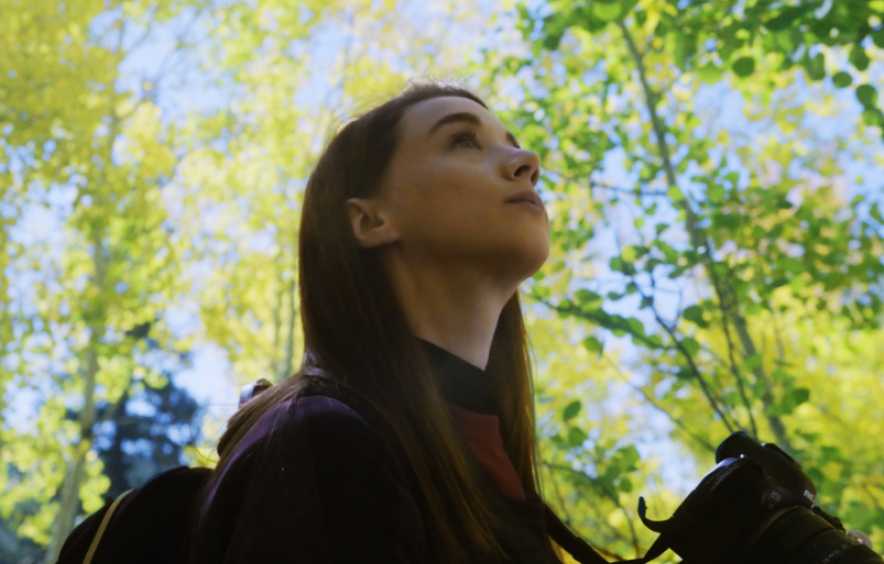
[{"x1": 384, "y1": 255, "x2": 517, "y2": 371}]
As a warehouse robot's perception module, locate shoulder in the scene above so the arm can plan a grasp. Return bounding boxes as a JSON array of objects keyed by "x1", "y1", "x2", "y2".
[
  {"x1": 192, "y1": 394, "x2": 431, "y2": 564},
  {"x1": 252, "y1": 393, "x2": 380, "y2": 446},
  {"x1": 226, "y1": 393, "x2": 403, "y2": 477},
  {"x1": 207, "y1": 393, "x2": 413, "y2": 516}
]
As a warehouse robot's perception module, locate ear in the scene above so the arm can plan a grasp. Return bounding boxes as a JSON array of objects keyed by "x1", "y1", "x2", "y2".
[{"x1": 345, "y1": 197, "x2": 400, "y2": 249}]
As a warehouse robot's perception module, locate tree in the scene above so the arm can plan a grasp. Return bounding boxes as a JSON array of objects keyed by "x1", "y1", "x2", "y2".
[
  {"x1": 91, "y1": 357, "x2": 201, "y2": 501},
  {"x1": 172, "y1": 0, "x2": 490, "y2": 393},
  {"x1": 4, "y1": 0, "x2": 883, "y2": 561},
  {"x1": 471, "y1": 0, "x2": 884, "y2": 556},
  {"x1": 0, "y1": 1, "x2": 208, "y2": 559}
]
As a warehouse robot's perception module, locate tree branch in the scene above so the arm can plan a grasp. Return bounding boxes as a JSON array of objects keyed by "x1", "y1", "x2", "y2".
[
  {"x1": 543, "y1": 462, "x2": 636, "y2": 560},
  {"x1": 618, "y1": 19, "x2": 789, "y2": 449},
  {"x1": 602, "y1": 355, "x2": 717, "y2": 453}
]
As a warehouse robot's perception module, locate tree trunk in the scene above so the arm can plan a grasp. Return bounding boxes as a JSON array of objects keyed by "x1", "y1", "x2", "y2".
[
  {"x1": 44, "y1": 228, "x2": 105, "y2": 563},
  {"x1": 44, "y1": 333, "x2": 100, "y2": 563}
]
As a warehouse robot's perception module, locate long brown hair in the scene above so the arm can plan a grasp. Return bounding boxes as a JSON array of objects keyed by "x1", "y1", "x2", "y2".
[{"x1": 206, "y1": 80, "x2": 553, "y2": 563}]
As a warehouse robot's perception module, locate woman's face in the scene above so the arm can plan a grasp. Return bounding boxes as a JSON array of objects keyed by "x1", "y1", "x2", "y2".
[{"x1": 349, "y1": 96, "x2": 549, "y2": 284}]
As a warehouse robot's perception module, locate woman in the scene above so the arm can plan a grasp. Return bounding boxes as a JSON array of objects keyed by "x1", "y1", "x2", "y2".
[{"x1": 188, "y1": 80, "x2": 604, "y2": 564}]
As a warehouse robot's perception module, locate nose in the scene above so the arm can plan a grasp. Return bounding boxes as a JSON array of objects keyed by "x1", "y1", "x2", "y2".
[{"x1": 504, "y1": 148, "x2": 541, "y2": 187}]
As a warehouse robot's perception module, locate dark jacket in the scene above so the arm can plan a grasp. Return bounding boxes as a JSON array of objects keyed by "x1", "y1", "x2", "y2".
[{"x1": 59, "y1": 340, "x2": 606, "y2": 564}]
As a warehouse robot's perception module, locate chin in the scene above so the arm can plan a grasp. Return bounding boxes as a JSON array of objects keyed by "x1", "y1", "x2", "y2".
[{"x1": 509, "y1": 244, "x2": 550, "y2": 282}]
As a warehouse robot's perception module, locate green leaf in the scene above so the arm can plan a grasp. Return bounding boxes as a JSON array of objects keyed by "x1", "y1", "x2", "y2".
[
  {"x1": 575, "y1": 289, "x2": 603, "y2": 308},
  {"x1": 743, "y1": 353, "x2": 762, "y2": 370},
  {"x1": 771, "y1": 370, "x2": 790, "y2": 382},
  {"x1": 682, "y1": 337, "x2": 701, "y2": 356},
  {"x1": 792, "y1": 388, "x2": 810, "y2": 407},
  {"x1": 583, "y1": 336, "x2": 604, "y2": 355},
  {"x1": 856, "y1": 84, "x2": 878, "y2": 108},
  {"x1": 849, "y1": 46, "x2": 870, "y2": 72},
  {"x1": 861, "y1": 108, "x2": 884, "y2": 128},
  {"x1": 543, "y1": 32, "x2": 564, "y2": 51},
  {"x1": 874, "y1": 28, "x2": 884, "y2": 49},
  {"x1": 593, "y1": 2, "x2": 623, "y2": 22},
  {"x1": 789, "y1": 275, "x2": 808, "y2": 292},
  {"x1": 566, "y1": 426, "x2": 586, "y2": 448},
  {"x1": 667, "y1": 187, "x2": 685, "y2": 201},
  {"x1": 627, "y1": 316, "x2": 645, "y2": 337},
  {"x1": 763, "y1": 6, "x2": 810, "y2": 31},
  {"x1": 774, "y1": 387, "x2": 811, "y2": 416},
  {"x1": 675, "y1": 33, "x2": 698, "y2": 71},
  {"x1": 697, "y1": 64, "x2": 724, "y2": 84},
  {"x1": 830, "y1": 70, "x2": 851, "y2": 88},
  {"x1": 675, "y1": 367, "x2": 693, "y2": 380},
  {"x1": 562, "y1": 399, "x2": 582, "y2": 422},
  {"x1": 804, "y1": 52, "x2": 825, "y2": 81},
  {"x1": 683, "y1": 304, "x2": 703, "y2": 322},
  {"x1": 620, "y1": 476, "x2": 633, "y2": 493},
  {"x1": 610, "y1": 256, "x2": 634, "y2": 274},
  {"x1": 870, "y1": 203, "x2": 883, "y2": 225},
  {"x1": 732, "y1": 56, "x2": 756, "y2": 77},
  {"x1": 708, "y1": 183, "x2": 725, "y2": 203},
  {"x1": 617, "y1": 445, "x2": 641, "y2": 471},
  {"x1": 745, "y1": 302, "x2": 764, "y2": 316}
]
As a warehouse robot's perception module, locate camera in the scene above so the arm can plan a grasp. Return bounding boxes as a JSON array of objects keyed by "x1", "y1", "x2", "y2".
[{"x1": 633, "y1": 431, "x2": 882, "y2": 564}]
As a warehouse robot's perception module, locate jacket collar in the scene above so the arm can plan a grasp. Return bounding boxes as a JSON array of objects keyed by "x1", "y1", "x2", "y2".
[{"x1": 417, "y1": 338, "x2": 496, "y2": 415}]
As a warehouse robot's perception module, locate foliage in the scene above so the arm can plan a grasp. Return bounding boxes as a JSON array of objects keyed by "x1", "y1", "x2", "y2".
[
  {"x1": 2, "y1": 0, "x2": 883, "y2": 562},
  {"x1": 473, "y1": 0, "x2": 884, "y2": 557},
  {"x1": 91, "y1": 360, "x2": 201, "y2": 499},
  {"x1": 0, "y1": 0, "x2": 206, "y2": 559}
]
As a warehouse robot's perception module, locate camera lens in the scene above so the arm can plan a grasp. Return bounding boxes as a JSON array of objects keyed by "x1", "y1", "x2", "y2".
[{"x1": 747, "y1": 506, "x2": 882, "y2": 564}]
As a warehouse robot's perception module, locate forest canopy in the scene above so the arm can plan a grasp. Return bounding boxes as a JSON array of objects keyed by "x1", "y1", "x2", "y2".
[{"x1": 1, "y1": 0, "x2": 883, "y2": 562}]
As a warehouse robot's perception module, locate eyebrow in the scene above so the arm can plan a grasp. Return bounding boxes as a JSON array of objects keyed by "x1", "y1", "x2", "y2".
[{"x1": 427, "y1": 111, "x2": 521, "y2": 149}]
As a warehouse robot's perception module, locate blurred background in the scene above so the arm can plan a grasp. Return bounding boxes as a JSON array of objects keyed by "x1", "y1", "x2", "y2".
[{"x1": 2, "y1": 0, "x2": 883, "y2": 562}]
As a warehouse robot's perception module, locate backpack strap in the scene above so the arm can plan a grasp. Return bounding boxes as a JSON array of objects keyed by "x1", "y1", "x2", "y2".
[{"x1": 82, "y1": 489, "x2": 132, "y2": 564}]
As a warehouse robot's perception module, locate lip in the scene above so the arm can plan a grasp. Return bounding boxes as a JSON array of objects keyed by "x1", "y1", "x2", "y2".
[{"x1": 505, "y1": 189, "x2": 544, "y2": 208}]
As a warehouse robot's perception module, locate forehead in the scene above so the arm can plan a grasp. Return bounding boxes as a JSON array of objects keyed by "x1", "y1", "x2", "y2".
[{"x1": 398, "y1": 96, "x2": 501, "y2": 141}]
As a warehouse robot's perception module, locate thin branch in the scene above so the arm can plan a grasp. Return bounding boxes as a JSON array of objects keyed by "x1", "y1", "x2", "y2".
[
  {"x1": 128, "y1": 17, "x2": 156, "y2": 53},
  {"x1": 631, "y1": 273, "x2": 737, "y2": 432},
  {"x1": 544, "y1": 168, "x2": 670, "y2": 197},
  {"x1": 601, "y1": 355, "x2": 716, "y2": 453},
  {"x1": 543, "y1": 462, "x2": 635, "y2": 561},
  {"x1": 618, "y1": 19, "x2": 790, "y2": 448},
  {"x1": 532, "y1": 288, "x2": 735, "y2": 431},
  {"x1": 531, "y1": 294, "x2": 666, "y2": 351},
  {"x1": 614, "y1": 223, "x2": 737, "y2": 431},
  {"x1": 862, "y1": 483, "x2": 884, "y2": 517},
  {"x1": 118, "y1": 6, "x2": 207, "y2": 121},
  {"x1": 591, "y1": 182, "x2": 670, "y2": 198},
  {"x1": 719, "y1": 302, "x2": 759, "y2": 436}
]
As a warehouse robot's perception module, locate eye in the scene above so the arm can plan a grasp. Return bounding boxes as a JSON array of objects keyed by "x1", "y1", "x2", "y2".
[{"x1": 451, "y1": 131, "x2": 480, "y2": 149}]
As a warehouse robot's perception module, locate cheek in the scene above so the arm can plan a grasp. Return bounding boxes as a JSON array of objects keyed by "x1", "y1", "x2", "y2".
[
  {"x1": 418, "y1": 171, "x2": 497, "y2": 228},
  {"x1": 398, "y1": 161, "x2": 548, "y2": 256}
]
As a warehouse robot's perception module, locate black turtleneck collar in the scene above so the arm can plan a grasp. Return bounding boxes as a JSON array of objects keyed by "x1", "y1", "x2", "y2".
[{"x1": 417, "y1": 338, "x2": 496, "y2": 415}]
